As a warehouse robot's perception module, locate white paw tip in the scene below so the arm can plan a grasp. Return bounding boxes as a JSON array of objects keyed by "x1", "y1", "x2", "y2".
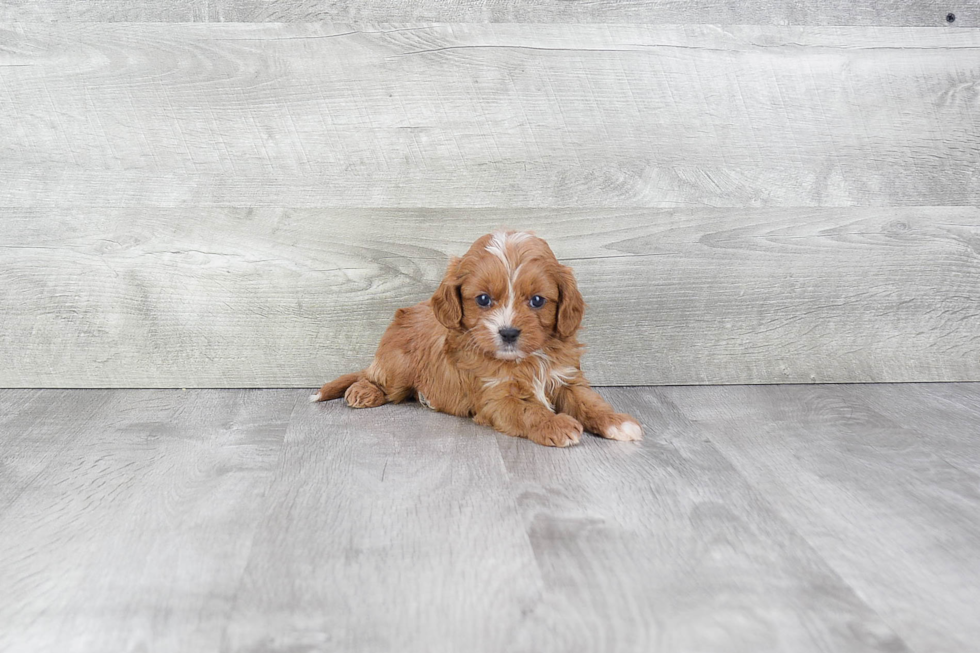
[
  {"x1": 606, "y1": 420, "x2": 642, "y2": 442},
  {"x1": 308, "y1": 392, "x2": 321, "y2": 403}
]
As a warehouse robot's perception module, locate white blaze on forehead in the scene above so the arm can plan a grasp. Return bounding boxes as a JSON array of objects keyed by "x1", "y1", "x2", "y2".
[
  {"x1": 485, "y1": 232, "x2": 511, "y2": 268},
  {"x1": 484, "y1": 231, "x2": 531, "y2": 330},
  {"x1": 485, "y1": 231, "x2": 532, "y2": 269}
]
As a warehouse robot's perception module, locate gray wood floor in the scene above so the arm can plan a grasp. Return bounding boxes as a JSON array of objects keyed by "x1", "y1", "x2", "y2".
[{"x1": 0, "y1": 384, "x2": 977, "y2": 653}]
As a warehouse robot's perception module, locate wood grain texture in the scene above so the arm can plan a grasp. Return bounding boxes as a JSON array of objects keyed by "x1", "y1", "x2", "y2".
[
  {"x1": 223, "y1": 395, "x2": 544, "y2": 653},
  {"x1": 0, "y1": 0, "x2": 973, "y2": 26},
  {"x1": 844, "y1": 383, "x2": 980, "y2": 474},
  {"x1": 2, "y1": 206, "x2": 978, "y2": 387},
  {"x1": 2, "y1": 24, "x2": 980, "y2": 208},
  {"x1": 0, "y1": 389, "x2": 296, "y2": 653},
  {"x1": 12, "y1": 386, "x2": 979, "y2": 651},
  {"x1": 0, "y1": 390, "x2": 113, "y2": 515},
  {"x1": 495, "y1": 386, "x2": 910, "y2": 652},
  {"x1": 661, "y1": 384, "x2": 980, "y2": 653}
]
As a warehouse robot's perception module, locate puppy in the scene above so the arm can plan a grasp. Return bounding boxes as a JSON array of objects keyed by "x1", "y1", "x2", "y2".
[{"x1": 311, "y1": 231, "x2": 642, "y2": 447}]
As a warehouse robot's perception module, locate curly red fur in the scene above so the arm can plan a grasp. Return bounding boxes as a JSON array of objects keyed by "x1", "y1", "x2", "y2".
[{"x1": 312, "y1": 231, "x2": 642, "y2": 447}]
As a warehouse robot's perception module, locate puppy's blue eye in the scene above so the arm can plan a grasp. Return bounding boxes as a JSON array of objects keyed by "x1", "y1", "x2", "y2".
[
  {"x1": 476, "y1": 293, "x2": 492, "y2": 307},
  {"x1": 529, "y1": 295, "x2": 546, "y2": 309}
]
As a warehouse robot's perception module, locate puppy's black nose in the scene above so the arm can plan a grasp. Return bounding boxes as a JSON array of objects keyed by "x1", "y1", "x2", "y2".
[{"x1": 499, "y1": 327, "x2": 521, "y2": 344}]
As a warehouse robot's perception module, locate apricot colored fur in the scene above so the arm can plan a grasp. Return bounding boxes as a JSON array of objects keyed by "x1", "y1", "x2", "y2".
[{"x1": 312, "y1": 231, "x2": 642, "y2": 447}]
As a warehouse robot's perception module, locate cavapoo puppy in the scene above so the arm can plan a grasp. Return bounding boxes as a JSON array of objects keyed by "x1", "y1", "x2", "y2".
[{"x1": 311, "y1": 231, "x2": 642, "y2": 447}]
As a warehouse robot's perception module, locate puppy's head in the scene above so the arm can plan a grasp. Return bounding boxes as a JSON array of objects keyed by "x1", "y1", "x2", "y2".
[{"x1": 431, "y1": 231, "x2": 584, "y2": 360}]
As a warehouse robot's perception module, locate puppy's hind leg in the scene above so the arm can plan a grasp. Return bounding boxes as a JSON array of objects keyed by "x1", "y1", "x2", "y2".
[
  {"x1": 344, "y1": 378, "x2": 388, "y2": 409},
  {"x1": 310, "y1": 371, "x2": 362, "y2": 403},
  {"x1": 346, "y1": 357, "x2": 414, "y2": 409},
  {"x1": 310, "y1": 369, "x2": 401, "y2": 409},
  {"x1": 320, "y1": 316, "x2": 416, "y2": 409},
  {"x1": 364, "y1": 350, "x2": 416, "y2": 405}
]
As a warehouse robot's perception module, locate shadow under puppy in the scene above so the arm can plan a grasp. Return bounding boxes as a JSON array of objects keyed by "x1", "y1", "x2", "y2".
[{"x1": 311, "y1": 231, "x2": 642, "y2": 447}]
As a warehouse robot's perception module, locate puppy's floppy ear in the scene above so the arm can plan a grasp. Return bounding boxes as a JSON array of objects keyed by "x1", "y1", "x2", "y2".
[
  {"x1": 432, "y1": 256, "x2": 464, "y2": 330},
  {"x1": 555, "y1": 264, "x2": 585, "y2": 339}
]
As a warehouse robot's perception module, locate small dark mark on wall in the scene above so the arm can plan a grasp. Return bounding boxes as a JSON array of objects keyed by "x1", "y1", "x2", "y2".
[{"x1": 946, "y1": 12, "x2": 957, "y2": 23}]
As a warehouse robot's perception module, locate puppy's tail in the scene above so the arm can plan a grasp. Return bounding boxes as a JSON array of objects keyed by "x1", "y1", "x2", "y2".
[{"x1": 309, "y1": 371, "x2": 363, "y2": 403}]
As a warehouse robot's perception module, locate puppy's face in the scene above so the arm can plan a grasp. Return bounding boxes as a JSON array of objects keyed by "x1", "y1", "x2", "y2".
[{"x1": 432, "y1": 231, "x2": 584, "y2": 360}]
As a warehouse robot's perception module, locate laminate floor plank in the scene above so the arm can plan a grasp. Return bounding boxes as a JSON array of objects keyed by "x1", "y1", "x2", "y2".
[
  {"x1": 1, "y1": 0, "x2": 970, "y2": 26},
  {"x1": 0, "y1": 389, "x2": 296, "y2": 653},
  {"x1": 4, "y1": 25, "x2": 980, "y2": 209},
  {"x1": 495, "y1": 386, "x2": 908, "y2": 653},
  {"x1": 0, "y1": 385, "x2": 977, "y2": 653},
  {"x1": 5, "y1": 207, "x2": 978, "y2": 388},
  {"x1": 0, "y1": 390, "x2": 116, "y2": 516},
  {"x1": 222, "y1": 397, "x2": 544, "y2": 653},
  {"x1": 659, "y1": 383, "x2": 980, "y2": 653},
  {"x1": 844, "y1": 383, "x2": 980, "y2": 475}
]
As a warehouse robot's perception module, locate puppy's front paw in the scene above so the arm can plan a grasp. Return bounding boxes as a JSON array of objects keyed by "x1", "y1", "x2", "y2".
[
  {"x1": 531, "y1": 414, "x2": 583, "y2": 448},
  {"x1": 597, "y1": 413, "x2": 643, "y2": 441}
]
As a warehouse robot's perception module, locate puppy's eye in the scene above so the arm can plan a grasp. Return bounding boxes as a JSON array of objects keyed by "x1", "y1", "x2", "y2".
[
  {"x1": 529, "y1": 295, "x2": 546, "y2": 309},
  {"x1": 476, "y1": 293, "x2": 493, "y2": 307}
]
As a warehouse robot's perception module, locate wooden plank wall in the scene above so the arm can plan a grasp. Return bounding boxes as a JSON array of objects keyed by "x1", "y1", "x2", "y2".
[{"x1": 1, "y1": 7, "x2": 978, "y2": 387}]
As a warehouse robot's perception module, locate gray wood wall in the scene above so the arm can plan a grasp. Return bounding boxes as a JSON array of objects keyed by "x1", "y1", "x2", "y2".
[{"x1": 1, "y1": 7, "x2": 978, "y2": 387}]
